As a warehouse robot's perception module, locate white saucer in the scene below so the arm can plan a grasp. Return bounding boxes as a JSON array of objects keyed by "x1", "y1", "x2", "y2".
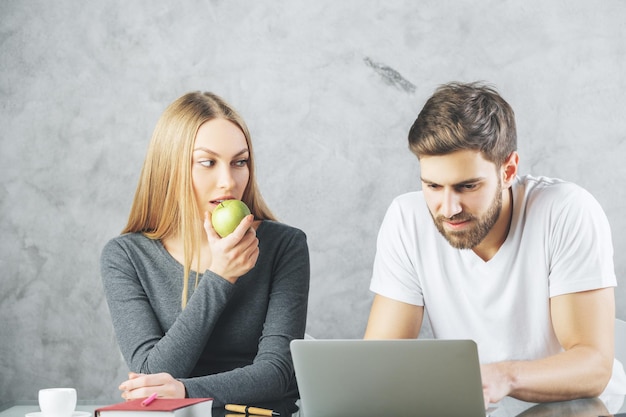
[{"x1": 26, "y1": 412, "x2": 91, "y2": 417}]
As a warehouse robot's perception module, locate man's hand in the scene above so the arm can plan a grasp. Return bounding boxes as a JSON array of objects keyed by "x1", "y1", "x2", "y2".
[
  {"x1": 481, "y1": 362, "x2": 515, "y2": 408},
  {"x1": 119, "y1": 372, "x2": 186, "y2": 399}
]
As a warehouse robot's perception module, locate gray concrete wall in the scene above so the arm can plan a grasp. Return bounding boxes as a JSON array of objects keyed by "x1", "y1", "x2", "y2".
[{"x1": 1, "y1": 0, "x2": 625, "y2": 404}]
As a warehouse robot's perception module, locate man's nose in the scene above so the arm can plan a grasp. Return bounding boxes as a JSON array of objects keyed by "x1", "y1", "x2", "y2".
[{"x1": 440, "y1": 189, "x2": 462, "y2": 218}]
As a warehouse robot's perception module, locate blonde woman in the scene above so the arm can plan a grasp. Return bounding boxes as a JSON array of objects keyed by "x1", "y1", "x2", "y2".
[{"x1": 100, "y1": 92, "x2": 310, "y2": 405}]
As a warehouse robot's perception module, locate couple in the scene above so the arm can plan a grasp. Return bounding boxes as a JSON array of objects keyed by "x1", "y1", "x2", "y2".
[{"x1": 100, "y1": 82, "x2": 626, "y2": 408}]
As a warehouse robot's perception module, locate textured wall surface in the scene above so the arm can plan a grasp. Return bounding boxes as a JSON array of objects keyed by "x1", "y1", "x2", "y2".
[{"x1": 1, "y1": 0, "x2": 625, "y2": 404}]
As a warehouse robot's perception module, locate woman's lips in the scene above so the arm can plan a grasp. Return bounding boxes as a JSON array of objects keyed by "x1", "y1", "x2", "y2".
[{"x1": 210, "y1": 197, "x2": 235, "y2": 205}]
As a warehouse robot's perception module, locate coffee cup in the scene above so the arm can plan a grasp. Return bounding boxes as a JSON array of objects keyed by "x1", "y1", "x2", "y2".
[{"x1": 38, "y1": 388, "x2": 77, "y2": 417}]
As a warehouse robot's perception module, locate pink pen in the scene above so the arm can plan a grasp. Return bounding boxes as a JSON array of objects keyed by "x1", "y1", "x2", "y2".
[{"x1": 141, "y1": 393, "x2": 158, "y2": 407}]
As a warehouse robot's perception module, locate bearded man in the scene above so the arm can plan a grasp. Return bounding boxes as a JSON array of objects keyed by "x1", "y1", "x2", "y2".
[{"x1": 365, "y1": 81, "x2": 626, "y2": 409}]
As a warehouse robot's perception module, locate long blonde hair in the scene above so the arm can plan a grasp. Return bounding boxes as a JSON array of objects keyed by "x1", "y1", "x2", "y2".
[{"x1": 122, "y1": 92, "x2": 276, "y2": 307}]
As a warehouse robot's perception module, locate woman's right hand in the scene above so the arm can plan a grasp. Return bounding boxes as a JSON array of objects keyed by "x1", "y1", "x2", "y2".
[{"x1": 203, "y1": 211, "x2": 259, "y2": 283}]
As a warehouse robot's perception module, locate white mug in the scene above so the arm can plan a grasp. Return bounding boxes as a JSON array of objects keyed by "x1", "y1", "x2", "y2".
[{"x1": 38, "y1": 388, "x2": 77, "y2": 417}]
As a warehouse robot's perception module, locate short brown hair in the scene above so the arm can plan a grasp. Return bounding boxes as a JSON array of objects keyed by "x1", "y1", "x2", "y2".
[{"x1": 408, "y1": 82, "x2": 517, "y2": 165}]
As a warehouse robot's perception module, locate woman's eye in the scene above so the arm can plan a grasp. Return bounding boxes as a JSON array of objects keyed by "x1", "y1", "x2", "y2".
[
  {"x1": 199, "y1": 160, "x2": 215, "y2": 167},
  {"x1": 233, "y1": 159, "x2": 249, "y2": 167}
]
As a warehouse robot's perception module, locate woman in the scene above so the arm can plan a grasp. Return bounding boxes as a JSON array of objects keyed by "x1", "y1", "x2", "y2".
[{"x1": 100, "y1": 92, "x2": 310, "y2": 405}]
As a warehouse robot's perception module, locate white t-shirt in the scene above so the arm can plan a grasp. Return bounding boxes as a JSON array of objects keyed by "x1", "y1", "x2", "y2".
[{"x1": 370, "y1": 175, "x2": 626, "y2": 394}]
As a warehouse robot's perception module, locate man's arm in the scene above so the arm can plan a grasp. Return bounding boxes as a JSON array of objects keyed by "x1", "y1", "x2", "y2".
[
  {"x1": 482, "y1": 287, "x2": 615, "y2": 404},
  {"x1": 364, "y1": 294, "x2": 424, "y2": 339}
]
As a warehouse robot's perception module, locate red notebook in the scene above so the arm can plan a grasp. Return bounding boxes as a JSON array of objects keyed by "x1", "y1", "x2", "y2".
[{"x1": 95, "y1": 398, "x2": 213, "y2": 417}]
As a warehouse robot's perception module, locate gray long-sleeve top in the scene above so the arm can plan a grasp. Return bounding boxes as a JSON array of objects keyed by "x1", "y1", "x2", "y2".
[{"x1": 100, "y1": 220, "x2": 310, "y2": 406}]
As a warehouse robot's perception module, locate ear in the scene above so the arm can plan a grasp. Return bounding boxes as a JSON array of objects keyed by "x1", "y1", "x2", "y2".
[{"x1": 501, "y1": 151, "x2": 519, "y2": 186}]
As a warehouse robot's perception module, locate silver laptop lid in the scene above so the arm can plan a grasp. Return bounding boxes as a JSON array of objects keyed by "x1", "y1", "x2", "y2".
[{"x1": 290, "y1": 339, "x2": 485, "y2": 417}]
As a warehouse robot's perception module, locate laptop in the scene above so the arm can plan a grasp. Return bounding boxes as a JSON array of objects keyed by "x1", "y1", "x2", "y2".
[{"x1": 290, "y1": 339, "x2": 486, "y2": 417}]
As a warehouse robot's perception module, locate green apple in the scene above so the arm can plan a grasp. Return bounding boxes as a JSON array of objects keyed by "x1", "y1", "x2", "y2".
[{"x1": 211, "y1": 199, "x2": 251, "y2": 237}]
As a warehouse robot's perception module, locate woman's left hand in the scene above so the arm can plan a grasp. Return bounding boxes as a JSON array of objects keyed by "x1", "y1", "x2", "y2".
[{"x1": 119, "y1": 372, "x2": 186, "y2": 399}]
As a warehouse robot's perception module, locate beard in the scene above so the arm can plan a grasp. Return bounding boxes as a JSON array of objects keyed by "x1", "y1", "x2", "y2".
[{"x1": 431, "y1": 181, "x2": 503, "y2": 250}]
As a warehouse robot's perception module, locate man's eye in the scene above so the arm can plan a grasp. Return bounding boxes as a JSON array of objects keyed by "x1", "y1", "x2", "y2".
[
  {"x1": 199, "y1": 160, "x2": 215, "y2": 167},
  {"x1": 459, "y1": 184, "x2": 477, "y2": 190}
]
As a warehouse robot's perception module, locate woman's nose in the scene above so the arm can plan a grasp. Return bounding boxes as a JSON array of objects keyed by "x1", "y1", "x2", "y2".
[{"x1": 217, "y1": 166, "x2": 236, "y2": 189}]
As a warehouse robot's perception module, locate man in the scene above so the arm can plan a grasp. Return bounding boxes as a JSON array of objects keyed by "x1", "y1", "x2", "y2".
[{"x1": 365, "y1": 82, "x2": 626, "y2": 407}]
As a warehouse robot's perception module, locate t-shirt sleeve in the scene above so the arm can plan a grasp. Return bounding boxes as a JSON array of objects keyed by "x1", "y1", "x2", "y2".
[
  {"x1": 547, "y1": 186, "x2": 617, "y2": 297},
  {"x1": 370, "y1": 197, "x2": 424, "y2": 306}
]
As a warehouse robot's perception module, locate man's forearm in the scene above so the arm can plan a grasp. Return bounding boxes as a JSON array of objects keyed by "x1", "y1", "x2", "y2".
[{"x1": 483, "y1": 346, "x2": 612, "y2": 403}]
